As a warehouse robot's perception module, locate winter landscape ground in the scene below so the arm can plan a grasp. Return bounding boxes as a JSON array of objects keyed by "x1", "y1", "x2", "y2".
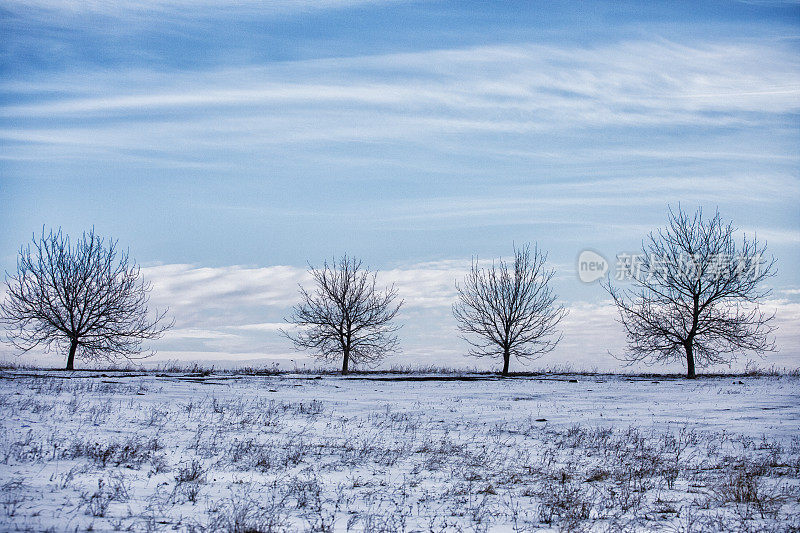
[{"x1": 0, "y1": 370, "x2": 799, "y2": 532}]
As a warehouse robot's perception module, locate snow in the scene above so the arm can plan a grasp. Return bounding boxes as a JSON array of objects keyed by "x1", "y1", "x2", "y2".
[{"x1": 0, "y1": 371, "x2": 798, "y2": 531}]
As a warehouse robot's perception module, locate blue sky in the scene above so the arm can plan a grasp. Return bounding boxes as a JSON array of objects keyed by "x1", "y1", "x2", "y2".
[{"x1": 1, "y1": 1, "x2": 799, "y2": 370}]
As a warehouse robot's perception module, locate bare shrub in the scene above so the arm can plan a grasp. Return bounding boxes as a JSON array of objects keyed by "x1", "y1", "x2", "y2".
[
  {"x1": 81, "y1": 476, "x2": 128, "y2": 517},
  {"x1": 70, "y1": 436, "x2": 161, "y2": 468},
  {"x1": 1, "y1": 479, "x2": 26, "y2": 518},
  {"x1": 176, "y1": 459, "x2": 206, "y2": 484},
  {"x1": 537, "y1": 474, "x2": 594, "y2": 527},
  {"x1": 713, "y1": 468, "x2": 784, "y2": 519},
  {"x1": 197, "y1": 487, "x2": 290, "y2": 533}
]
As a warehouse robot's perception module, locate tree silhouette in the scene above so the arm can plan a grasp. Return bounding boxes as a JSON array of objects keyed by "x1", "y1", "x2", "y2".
[
  {"x1": 0, "y1": 228, "x2": 172, "y2": 370},
  {"x1": 454, "y1": 244, "x2": 567, "y2": 376},
  {"x1": 604, "y1": 206, "x2": 777, "y2": 378},
  {"x1": 283, "y1": 256, "x2": 402, "y2": 374}
]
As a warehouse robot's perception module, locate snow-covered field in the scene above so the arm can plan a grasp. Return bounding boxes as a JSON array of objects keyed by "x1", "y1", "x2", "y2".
[{"x1": 1, "y1": 371, "x2": 798, "y2": 532}]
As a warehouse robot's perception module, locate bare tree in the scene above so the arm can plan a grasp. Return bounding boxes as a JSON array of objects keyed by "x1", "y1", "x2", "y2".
[
  {"x1": 453, "y1": 244, "x2": 567, "y2": 376},
  {"x1": 0, "y1": 228, "x2": 172, "y2": 370},
  {"x1": 282, "y1": 256, "x2": 403, "y2": 374},
  {"x1": 604, "y1": 206, "x2": 777, "y2": 378}
]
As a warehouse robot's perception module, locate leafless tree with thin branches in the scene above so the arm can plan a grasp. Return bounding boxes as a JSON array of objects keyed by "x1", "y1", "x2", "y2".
[
  {"x1": 0, "y1": 228, "x2": 172, "y2": 370},
  {"x1": 453, "y1": 244, "x2": 567, "y2": 376},
  {"x1": 604, "y1": 206, "x2": 777, "y2": 378},
  {"x1": 282, "y1": 256, "x2": 403, "y2": 374}
]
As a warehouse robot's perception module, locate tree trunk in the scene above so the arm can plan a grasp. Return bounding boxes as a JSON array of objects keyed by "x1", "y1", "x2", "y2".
[
  {"x1": 502, "y1": 349, "x2": 510, "y2": 376},
  {"x1": 341, "y1": 349, "x2": 349, "y2": 375},
  {"x1": 66, "y1": 339, "x2": 78, "y2": 370},
  {"x1": 684, "y1": 342, "x2": 696, "y2": 379}
]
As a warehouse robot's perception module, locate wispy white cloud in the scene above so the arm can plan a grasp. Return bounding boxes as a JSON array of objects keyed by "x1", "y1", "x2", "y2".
[
  {"x1": 230, "y1": 322, "x2": 291, "y2": 332},
  {"x1": 0, "y1": 0, "x2": 400, "y2": 20},
  {"x1": 161, "y1": 327, "x2": 238, "y2": 341},
  {"x1": 740, "y1": 227, "x2": 800, "y2": 245},
  {"x1": 354, "y1": 174, "x2": 799, "y2": 233},
  {"x1": 143, "y1": 263, "x2": 310, "y2": 318},
  {"x1": 2, "y1": 41, "x2": 798, "y2": 147}
]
